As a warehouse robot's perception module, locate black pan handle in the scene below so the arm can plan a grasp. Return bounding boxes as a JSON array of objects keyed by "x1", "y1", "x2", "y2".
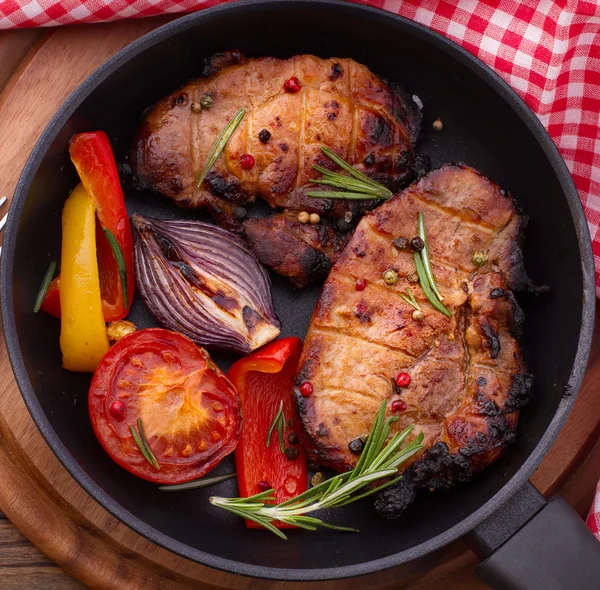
[{"x1": 466, "y1": 481, "x2": 600, "y2": 589}]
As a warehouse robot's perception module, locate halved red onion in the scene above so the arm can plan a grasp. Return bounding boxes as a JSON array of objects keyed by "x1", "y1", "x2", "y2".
[{"x1": 132, "y1": 214, "x2": 281, "y2": 354}]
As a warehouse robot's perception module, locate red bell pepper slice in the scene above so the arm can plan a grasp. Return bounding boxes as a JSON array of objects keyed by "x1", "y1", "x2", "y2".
[
  {"x1": 41, "y1": 131, "x2": 134, "y2": 321},
  {"x1": 228, "y1": 337, "x2": 307, "y2": 529}
]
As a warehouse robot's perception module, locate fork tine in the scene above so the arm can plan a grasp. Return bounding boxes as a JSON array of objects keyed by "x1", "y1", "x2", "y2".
[
  {"x1": 0, "y1": 212, "x2": 7, "y2": 233},
  {"x1": 0, "y1": 196, "x2": 7, "y2": 208}
]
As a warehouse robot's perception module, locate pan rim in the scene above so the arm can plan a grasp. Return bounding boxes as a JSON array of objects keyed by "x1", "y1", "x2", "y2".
[{"x1": 1, "y1": 0, "x2": 595, "y2": 581}]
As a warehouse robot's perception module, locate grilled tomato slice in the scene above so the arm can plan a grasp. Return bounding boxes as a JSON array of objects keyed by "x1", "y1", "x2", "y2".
[{"x1": 89, "y1": 328, "x2": 241, "y2": 483}]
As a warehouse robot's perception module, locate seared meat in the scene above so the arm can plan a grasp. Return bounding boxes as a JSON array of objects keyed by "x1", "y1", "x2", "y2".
[
  {"x1": 131, "y1": 51, "x2": 421, "y2": 284},
  {"x1": 295, "y1": 164, "x2": 532, "y2": 516},
  {"x1": 244, "y1": 212, "x2": 353, "y2": 288}
]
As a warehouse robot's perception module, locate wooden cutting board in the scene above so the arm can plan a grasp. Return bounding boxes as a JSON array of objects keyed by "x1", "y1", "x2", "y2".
[{"x1": 0, "y1": 16, "x2": 599, "y2": 590}]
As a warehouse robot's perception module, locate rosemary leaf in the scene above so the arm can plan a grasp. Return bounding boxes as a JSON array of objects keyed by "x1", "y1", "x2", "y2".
[
  {"x1": 307, "y1": 146, "x2": 393, "y2": 201},
  {"x1": 129, "y1": 425, "x2": 154, "y2": 467},
  {"x1": 399, "y1": 293, "x2": 419, "y2": 311},
  {"x1": 210, "y1": 400, "x2": 424, "y2": 538},
  {"x1": 33, "y1": 260, "x2": 57, "y2": 313},
  {"x1": 131, "y1": 417, "x2": 160, "y2": 470},
  {"x1": 307, "y1": 190, "x2": 385, "y2": 200},
  {"x1": 158, "y1": 472, "x2": 236, "y2": 492},
  {"x1": 266, "y1": 400, "x2": 284, "y2": 450},
  {"x1": 418, "y1": 212, "x2": 444, "y2": 302},
  {"x1": 320, "y1": 147, "x2": 388, "y2": 190},
  {"x1": 197, "y1": 107, "x2": 246, "y2": 188},
  {"x1": 406, "y1": 287, "x2": 421, "y2": 309},
  {"x1": 103, "y1": 228, "x2": 129, "y2": 307},
  {"x1": 413, "y1": 252, "x2": 452, "y2": 317}
]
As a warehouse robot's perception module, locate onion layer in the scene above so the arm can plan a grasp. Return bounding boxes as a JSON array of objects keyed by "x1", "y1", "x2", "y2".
[{"x1": 132, "y1": 214, "x2": 281, "y2": 354}]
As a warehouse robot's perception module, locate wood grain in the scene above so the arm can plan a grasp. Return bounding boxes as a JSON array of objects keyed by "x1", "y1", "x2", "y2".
[{"x1": 0, "y1": 18, "x2": 598, "y2": 590}]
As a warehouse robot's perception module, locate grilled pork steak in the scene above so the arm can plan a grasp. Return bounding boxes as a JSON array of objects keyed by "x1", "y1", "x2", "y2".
[
  {"x1": 131, "y1": 51, "x2": 421, "y2": 286},
  {"x1": 296, "y1": 164, "x2": 533, "y2": 517}
]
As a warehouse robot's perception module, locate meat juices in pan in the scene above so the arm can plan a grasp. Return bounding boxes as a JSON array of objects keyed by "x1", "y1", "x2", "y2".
[
  {"x1": 295, "y1": 164, "x2": 534, "y2": 517},
  {"x1": 131, "y1": 51, "x2": 422, "y2": 287}
]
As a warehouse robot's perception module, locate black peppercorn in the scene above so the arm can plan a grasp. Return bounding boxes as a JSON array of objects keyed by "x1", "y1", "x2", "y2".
[
  {"x1": 284, "y1": 447, "x2": 300, "y2": 461},
  {"x1": 477, "y1": 376, "x2": 487, "y2": 387},
  {"x1": 489, "y1": 288, "x2": 506, "y2": 299},
  {"x1": 336, "y1": 217, "x2": 351, "y2": 232},
  {"x1": 258, "y1": 128, "x2": 271, "y2": 143},
  {"x1": 287, "y1": 431, "x2": 299, "y2": 445},
  {"x1": 410, "y1": 237, "x2": 425, "y2": 251},
  {"x1": 393, "y1": 237, "x2": 409, "y2": 251},
  {"x1": 232, "y1": 206, "x2": 247, "y2": 222},
  {"x1": 348, "y1": 437, "x2": 365, "y2": 455},
  {"x1": 364, "y1": 154, "x2": 375, "y2": 167}
]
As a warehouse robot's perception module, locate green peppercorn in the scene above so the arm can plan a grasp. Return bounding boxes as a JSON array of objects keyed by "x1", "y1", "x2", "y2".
[
  {"x1": 473, "y1": 250, "x2": 488, "y2": 267},
  {"x1": 200, "y1": 94, "x2": 213, "y2": 109},
  {"x1": 382, "y1": 269, "x2": 398, "y2": 285}
]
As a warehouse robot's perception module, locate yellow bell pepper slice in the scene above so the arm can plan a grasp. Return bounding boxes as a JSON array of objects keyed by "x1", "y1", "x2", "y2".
[{"x1": 60, "y1": 183, "x2": 109, "y2": 371}]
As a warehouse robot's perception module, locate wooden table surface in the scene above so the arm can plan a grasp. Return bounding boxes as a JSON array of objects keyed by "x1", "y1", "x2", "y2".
[{"x1": 1, "y1": 21, "x2": 600, "y2": 590}]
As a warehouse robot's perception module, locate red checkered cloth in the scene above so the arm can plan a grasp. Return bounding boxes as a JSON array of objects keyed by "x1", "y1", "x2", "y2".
[
  {"x1": 588, "y1": 478, "x2": 600, "y2": 540},
  {"x1": 1, "y1": 0, "x2": 600, "y2": 538}
]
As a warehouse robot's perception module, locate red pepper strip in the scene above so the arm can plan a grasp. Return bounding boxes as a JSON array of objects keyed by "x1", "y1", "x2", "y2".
[
  {"x1": 40, "y1": 276, "x2": 60, "y2": 317},
  {"x1": 228, "y1": 337, "x2": 307, "y2": 529},
  {"x1": 41, "y1": 131, "x2": 134, "y2": 321}
]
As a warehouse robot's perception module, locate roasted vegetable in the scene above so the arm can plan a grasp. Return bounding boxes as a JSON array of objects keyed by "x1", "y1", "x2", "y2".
[
  {"x1": 89, "y1": 328, "x2": 241, "y2": 484},
  {"x1": 228, "y1": 337, "x2": 307, "y2": 530},
  {"x1": 59, "y1": 184, "x2": 109, "y2": 371},
  {"x1": 132, "y1": 214, "x2": 281, "y2": 354},
  {"x1": 42, "y1": 131, "x2": 135, "y2": 320}
]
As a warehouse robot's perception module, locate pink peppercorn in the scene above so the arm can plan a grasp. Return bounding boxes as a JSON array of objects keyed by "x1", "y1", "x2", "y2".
[
  {"x1": 109, "y1": 400, "x2": 126, "y2": 421},
  {"x1": 240, "y1": 154, "x2": 255, "y2": 170},
  {"x1": 284, "y1": 76, "x2": 301, "y2": 93},
  {"x1": 299, "y1": 381, "x2": 314, "y2": 397}
]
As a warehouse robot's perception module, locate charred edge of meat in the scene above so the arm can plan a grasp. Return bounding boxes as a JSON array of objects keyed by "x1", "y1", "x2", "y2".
[
  {"x1": 200, "y1": 49, "x2": 245, "y2": 77},
  {"x1": 458, "y1": 415, "x2": 517, "y2": 458},
  {"x1": 374, "y1": 442, "x2": 473, "y2": 520},
  {"x1": 385, "y1": 78, "x2": 423, "y2": 144},
  {"x1": 505, "y1": 372, "x2": 534, "y2": 412},
  {"x1": 204, "y1": 170, "x2": 248, "y2": 205},
  {"x1": 296, "y1": 248, "x2": 332, "y2": 287},
  {"x1": 480, "y1": 317, "x2": 501, "y2": 359},
  {"x1": 506, "y1": 212, "x2": 551, "y2": 295},
  {"x1": 507, "y1": 291, "x2": 526, "y2": 337},
  {"x1": 412, "y1": 153, "x2": 431, "y2": 179}
]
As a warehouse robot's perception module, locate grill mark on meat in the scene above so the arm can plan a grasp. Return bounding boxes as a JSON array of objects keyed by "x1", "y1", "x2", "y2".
[
  {"x1": 314, "y1": 322, "x2": 422, "y2": 359},
  {"x1": 411, "y1": 195, "x2": 499, "y2": 233},
  {"x1": 295, "y1": 86, "x2": 308, "y2": 190}
]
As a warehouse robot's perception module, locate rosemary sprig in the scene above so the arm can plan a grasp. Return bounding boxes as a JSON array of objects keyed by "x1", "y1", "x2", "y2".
[
  {"x1": 266, "y1": 400, "x2": 286, "y2": 454},
  {"x1": 159, "y1": 472, "x2": 236, "y2": 492},
  {"x1": 196, "y1": 107, "x2": 246, "y2": 188},
  {"x1": 417, "y1": 212, "x2": 444, "y2": 302},
  {"x1": 413, "y1": 252, "x2": 451, "y2": 317},
  {"x1": 130, "y1": 417, "x2": 160, "y2": 470},
  {"x1": 307, "y1": 146, "x2": 392, "y2": 200},
  {"x1": 399, "y1": 286, "x2": 421, "y2": 311},
  {"x1": 103, "y1": 228, "x2": 128, "y2": 307},
  {"x1": 33, "y1": 260, "x2": 57, "y2": 313},
  {"x1": 210, "y1": 400, "x2": 424, "y2": 539}
]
